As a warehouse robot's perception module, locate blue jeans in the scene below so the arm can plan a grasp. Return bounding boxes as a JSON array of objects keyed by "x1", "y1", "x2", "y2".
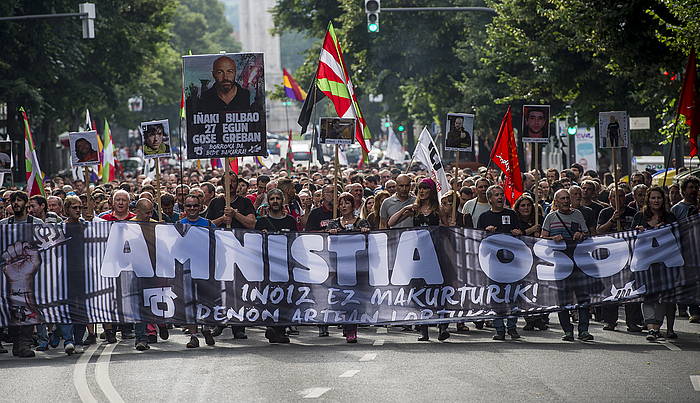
[
  {"x1": 57, "y1": 325, "x2": 75, "y2": 345},
  {"x1": 494, "y1": 317, "x2": 517, "y2": 332},
  {"x1": 36, "y1": 324, "x2": 49, "y2": 345},
  {"x1": 134, "y1": 323, "x2": 148, "y2": 343},
  {"x1": 558, "y1": 308, "x2": 589, "y2": 334}
]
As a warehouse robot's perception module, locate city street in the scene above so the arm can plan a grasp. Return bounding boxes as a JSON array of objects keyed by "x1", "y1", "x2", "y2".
[{"x1": 2, "y1": 314, "x2": 699, "y2": 402}]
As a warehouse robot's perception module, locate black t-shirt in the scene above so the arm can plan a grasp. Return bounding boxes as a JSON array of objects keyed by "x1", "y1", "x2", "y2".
[
  {"x1": 198, "y1": 83, "x2": 251, "y2": 112},
  {"x1": 305, "y1": 205, "x2": 334, "y2": 231},
  {"x1": 575, "y1": 205, "x2": 596, "y2": 233},
  {"x1": 255, "y1": 215, "x2": 297, "y2": 232},
  {"x1": 477, "y1": 209, "x2": 521, "y2": 234},
  {"x1": 413, "y1": 211, "x2": 440, "y2": 227},
  {"x1": 597, "y1": 206, "x2": 637, "y2": 231},
  {"x1": 205, "y1": 195, "x2": 256, "y2": 228}
]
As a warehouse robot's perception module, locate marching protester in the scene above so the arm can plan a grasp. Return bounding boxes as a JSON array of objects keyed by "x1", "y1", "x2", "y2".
[
  {"x1": 632, "y1": 186, "x2": 678, "y2": 341},
  {"x1": 380, "y1": 174, "x2": 415, "y2": 229},
  {"x1": 541, "y1": 189, "x2": 594, "y2": 342},
  {"x1": 326, "y1": 192, "x2": 371, "y2": 343},
  {"x1": 476, "y1": 185, "x2": 522, "y2": 340},
  {"x1": 671, "y1": 176, "x2": 700, "y2": 323}
]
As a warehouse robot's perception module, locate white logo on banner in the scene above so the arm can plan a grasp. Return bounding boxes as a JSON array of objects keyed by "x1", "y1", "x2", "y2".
[{"x1": 143, "y1": 287, "x2": 177, "y2": 318}]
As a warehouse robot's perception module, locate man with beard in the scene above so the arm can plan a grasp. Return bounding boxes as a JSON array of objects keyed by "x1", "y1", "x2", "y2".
[
  {"x1": 445, "y1": 116, "x2": 472, "y2": 149},
  {"x1": 143, "y1": 124, "x2": 170, "y2": 156},
  {"x1": 0, "y1": 191, "x2": 44, "y2": 358},
  {"x1": 305, "y1": 184, "x2": 336, "y2": 231},
  {"x1": 255, "y1": 188, "x2": 294, "y2": 344},
  {"x1": 198, "y1": 56, "x2": 251, "y2": 111}
]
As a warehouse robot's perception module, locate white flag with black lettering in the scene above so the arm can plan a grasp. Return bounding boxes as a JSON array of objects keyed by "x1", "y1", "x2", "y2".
[{"x1": 413, "y1": 127, "x2": 450, "y2": 197}]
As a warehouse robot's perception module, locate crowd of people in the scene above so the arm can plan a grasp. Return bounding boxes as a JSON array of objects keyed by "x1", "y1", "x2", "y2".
[{"x1": 0, "y1": 158, "x2": 699, "y2": 358}]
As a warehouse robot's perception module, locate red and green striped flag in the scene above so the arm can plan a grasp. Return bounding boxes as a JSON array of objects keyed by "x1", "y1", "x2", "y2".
[
  {"x1": 19, "y1": 107, "x2": 45, "y2": 196},
  {"x1": 298, "y1": 22, "x2": 371, "y2": 152}
]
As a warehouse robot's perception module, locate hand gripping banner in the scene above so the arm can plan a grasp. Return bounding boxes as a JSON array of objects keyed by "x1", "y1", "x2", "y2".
[{"x1": 1, "y1": 216, "x2": 699, "y2": 326}]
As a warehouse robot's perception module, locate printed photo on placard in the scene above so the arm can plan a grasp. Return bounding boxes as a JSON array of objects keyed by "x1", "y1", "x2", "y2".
[
  {"x1": 445, "y1": 113, "x2": 474, "y2": 152},
  {"x1": 69, "y1": 131, "x2": 100, "y2": 167},
  {"x1": 598, "y1": 111, "x2": 629, "y2": 148},
  {"x1": 522, "y1": 105, "x2": 551, "y2": 143},
  {"x1": 140, "y1": 119, "x2": 172, "y2": 158},
  {"x1": 183, "y1": 52, "x2": 266, "y2": 159},
  {"x1": 0, "y1": 140, "x2": 12, "y2": 173},
  {"x1": 319, "y1": 117, "x2": 355, "y2": 145}
]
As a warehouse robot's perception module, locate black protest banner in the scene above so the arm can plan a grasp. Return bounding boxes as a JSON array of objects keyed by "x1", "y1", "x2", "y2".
[
  {"x1": 183, "y1": 53, "x2": 266, "y2": 159},
  {"x1": 1, "y1": 216, "x2": 699, "y2": 327}
]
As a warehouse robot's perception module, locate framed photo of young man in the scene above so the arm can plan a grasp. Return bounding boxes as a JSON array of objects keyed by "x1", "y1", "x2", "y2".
[
  {"x1": 598, "y1": 111, "x2": 629, "y2": 148},
  {"x1": 0, "y1": 140, "x2": 12, "y2": 173},
  {"x1": 319, "y1": 117, "x2": 356, "y2": 145},
  {"x1": 69, "y1": 131, "x2": 100, "y2": 167},
  {"x1": 444, "y1": 113, "x2": 474, "y2": 152},
  {"x1": 140, "y1": 119, "x2": 172, "y2": 158},
  {"x1": 522, "y1": 105, "x2": 551, "y2": 143}
]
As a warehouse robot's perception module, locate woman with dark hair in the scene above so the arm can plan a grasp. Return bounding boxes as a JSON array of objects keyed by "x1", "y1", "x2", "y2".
[
  {"x1": 514, "y1": 195, "x2": 548, "y2": 331},
  {"x1": 632, "y1": 186, "x2": 678, "y2": 341},
  {"x1": 366, "y1": 190, "x2": 390, "y2": 230},
  {"x1": 327, "y1": 192, "x2": 370, "y2": 343},
  {"x1": 388, "y1": 178, "x2": 450, "y2": 341}
]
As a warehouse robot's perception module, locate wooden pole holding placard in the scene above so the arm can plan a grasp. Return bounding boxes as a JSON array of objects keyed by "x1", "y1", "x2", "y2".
[
  {"x1": 224, "y1": 157, "x2": 231, "y2": 228},
  {"x1": 534, "y1": 143, "x2": 540, "y2": 226},
  {"x1": 83, "y1": 167, "x2": 94, "y2": 220},
  {"x1": 452, "y1": 152, "x2": 458, "y2": 224},
  {"x1": 612, "y1": 148, "x2": 621, "y2": 231},
  {"x1": 155, "y1": 158, "x2": 163, "y2": 222},
  {"x1": 333, "y1": 145, "x2": 339, "y2": 219}
]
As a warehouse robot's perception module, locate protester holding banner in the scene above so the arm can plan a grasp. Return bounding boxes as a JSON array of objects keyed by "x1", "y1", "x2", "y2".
[
  {"x1": 461, "y1": 177, "x2": 492, "y2": 227},
  {"x1": 476, "y1": 185, "x2": 522, "y2": 340},
  {"x1": 671, "y1": 176, "x2": 700, "y2": 323},
  {"x1": 541, "y1": 189, "x2": 594, "y2": 342}
]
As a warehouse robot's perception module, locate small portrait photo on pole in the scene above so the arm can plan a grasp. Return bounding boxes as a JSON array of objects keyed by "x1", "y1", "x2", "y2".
[
  {"x1": 69, "y1": 131, "x2": 100, "y2": 167},
  {"x1": 522, "y1": 105, "x2": 551, "y2": 143},
  {"x1": 140, "y1": 119, "x2": 172, "y2": 158},
  {"x1": 444, "y1": 113, "x2": 474, "y2": 152},
  {"x1": 598, "y1": 111, "x2": 629, "y2": 148},
  {"x1": 0, "y1": 140, "x2": 12, "y2": 173},
  {"x1": 319, "y1": 117, "x2": 356, "y2": 145}
]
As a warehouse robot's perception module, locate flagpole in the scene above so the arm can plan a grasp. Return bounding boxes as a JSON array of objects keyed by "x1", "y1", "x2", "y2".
[
  {"x1": 83, "y1": 167, "x2": 94, "y2": 220},
  {"x1": 452, "y1": 152, "x2": 459, "y2": 224},
  {"x1": 612, "y1": 148, "x2": 621, "y2": 231},
  {"x1": 224, "y1": 157, "x2": 231, "y2": 229},
  {"x1": 333, "y1": 145, "x2": 339, "y2": 219},
  {"x1": 308, "y1": 76, "x2": 319, "y2": 172},
  {"x1": 155, "y1": 158, "x2": 163, "y2": 222},
  {"x1": 178, "y1": 65, "x2": 186, "y2": 204},
  {"x1": 661, "y1": 113, "x2": 682, "y2": 188},
  {"x1": 534, "y1": 143, "x2": 540, "y2": 226}
]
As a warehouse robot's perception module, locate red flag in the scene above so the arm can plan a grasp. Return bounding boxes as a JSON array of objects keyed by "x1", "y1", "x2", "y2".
[
  {"x1": 229, "y1": 157, "x2": 239, "y2": 174},
  {"x1": 678, "y1": 49, "x2": 698, "y2": 157},
  {"x1": 490, "y1": 106, "x2": 523, "y2": 204}
]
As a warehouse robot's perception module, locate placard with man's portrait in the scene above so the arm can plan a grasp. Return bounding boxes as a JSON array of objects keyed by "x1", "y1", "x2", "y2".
[
  {"x1": 183, "y1": 52, "x2": 266, "y2": 159},
  {"x1": 69, "y1": 131, "x2": 100, "y2": 167},
  {"x1": 140, "y1": 119, "x2": 172, "y2": 158},
  {"x1": 598, "y1": 111, "x2": 629, "y2": 148},
  {"x1": 319, "y1": 117, "x2": 355, "y2": 145},
  {"x1": 522, "y1": 105, "x2": 551, "y2": 143},
  {"x1": 0, "y1": 140, "x2": 12, "y2": 173},
  {"x1": 444, "y1": 113, "x2": 474, "y2": 152}
]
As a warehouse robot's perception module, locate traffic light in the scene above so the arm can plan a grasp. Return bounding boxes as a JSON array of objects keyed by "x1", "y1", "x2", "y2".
[
  {"x1": 566, "y1": 116, "x2": 577, "y2": 135},
  {"x1": 397, "y1": 124, "x2": 405, "y2": 132},
  {"x1": 79, "y1": 3, "x2": 95, "y2": 39},
  {"x1": 365, "y1": 0, "x2": 380, "y2": 33}
]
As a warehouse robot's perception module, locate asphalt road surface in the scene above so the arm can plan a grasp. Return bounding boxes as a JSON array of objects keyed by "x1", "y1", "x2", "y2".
[{"x1": 1, "y1": 313, "x2": 699, "y2": 402}]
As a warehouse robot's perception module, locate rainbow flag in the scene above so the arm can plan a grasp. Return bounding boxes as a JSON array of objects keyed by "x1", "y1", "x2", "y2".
[
  {"x1": 20, "y1": 107, "x2": 45, "y2": 196},
  {"x1": 283, "y1": 68, "x2": 307, "y2": 102}
]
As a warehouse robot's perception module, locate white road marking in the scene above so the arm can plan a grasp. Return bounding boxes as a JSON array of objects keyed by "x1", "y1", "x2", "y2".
[
  {"x1": 339, "y1": 370, "x2": 360, "y2": 378},
  {"x1": 373, "y1": 339, "x2": 385, "y2": 346},
  {"x1": 690, "y1": 375, "x2": 700, "y2": 391},
  {"x1": 359, "y1": 353, "x2": 377, "y2": 362},
  {"x1": 73, "y1": 344, "x2": 99, "y2": 403},
  {"x1": 662, "y1": 341, "x2": 682, "y2": 351},
  {"x1": 303, "y1": 387, "x2": 331, "y2": 398},
  {"x1": 375, "y1": 327, "x2": 387, "y2": 334},
  {"x1": 95, "y1": 343, "x2": 125, "y2": 403}
]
